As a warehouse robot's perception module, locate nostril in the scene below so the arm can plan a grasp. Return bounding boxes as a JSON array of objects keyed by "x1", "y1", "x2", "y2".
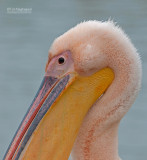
[{"x1": 58, "y1": 57, "x2": 65, "y2": 64}]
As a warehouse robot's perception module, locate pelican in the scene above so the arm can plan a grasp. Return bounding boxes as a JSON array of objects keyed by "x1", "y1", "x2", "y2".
[{"x1": 4, "y1": 21, "x2": 141, "y2": 160}]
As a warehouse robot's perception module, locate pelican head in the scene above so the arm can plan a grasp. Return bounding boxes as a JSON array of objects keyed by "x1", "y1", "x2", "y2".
[{"x1": 4, "y1": 21, "x2": 141, "y2": 160}]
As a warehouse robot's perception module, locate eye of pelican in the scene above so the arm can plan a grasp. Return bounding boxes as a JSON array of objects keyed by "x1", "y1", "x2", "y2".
[{"x1": 58, "y1": 57, "x2": 65, "y2": 64}]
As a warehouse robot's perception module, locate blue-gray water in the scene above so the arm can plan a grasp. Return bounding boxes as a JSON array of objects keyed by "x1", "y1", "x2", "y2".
[{"x1": 0, "y1": 0, "x2": 146, "y2": 159}]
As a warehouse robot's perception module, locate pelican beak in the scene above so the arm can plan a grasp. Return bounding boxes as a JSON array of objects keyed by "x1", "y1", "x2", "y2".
[{"x1": 4, "y1": 52, "x2": 114, "y2": 160}]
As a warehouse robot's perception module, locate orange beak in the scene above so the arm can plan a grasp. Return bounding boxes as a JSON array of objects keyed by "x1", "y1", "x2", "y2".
[{"x1": 4, "y1": 51, "x2": 114, "y2": 160}]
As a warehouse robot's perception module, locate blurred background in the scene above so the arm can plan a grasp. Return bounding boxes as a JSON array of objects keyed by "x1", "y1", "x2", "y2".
[{"x1": 0, "y1": 0, "x2": 146, "y2": 159}]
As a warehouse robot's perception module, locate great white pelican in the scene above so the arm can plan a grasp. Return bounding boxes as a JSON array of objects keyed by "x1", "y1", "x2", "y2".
[{"x1": 4, "y1": 21, "x2": 141, "y2": 160}]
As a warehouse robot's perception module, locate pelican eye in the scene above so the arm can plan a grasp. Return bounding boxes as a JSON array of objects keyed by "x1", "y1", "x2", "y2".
[{"x1": 58, "y1": 57, "x2": 65, "y2": 64}]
